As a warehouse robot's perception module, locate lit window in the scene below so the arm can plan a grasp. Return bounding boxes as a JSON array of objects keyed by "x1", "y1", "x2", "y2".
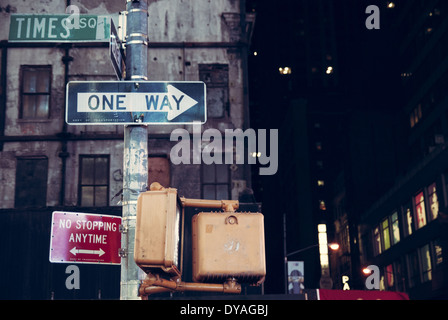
[
  {"x1": 382, "y1": 218, "x2": 391, "y2": 251},
  {"x1": 415, "y1": 191, "x2": 427, "y2": 229},
  {"x1": 391, "y1": 212, "x2": 400, "y2": 245},
  {"x1": 374, "y1": 227, "x2": 381, "y2": 256},
  {"x1": 410, "y1": 104, "x2": 422, "y2": 128},
  {"x1": 386, "y1": 264, "x2": 394, "y2": 289},
  {"x1": 318, "y1": 224, "x2": 327, "y2": 233},
  {"x1": 405, "y1": 204, "x2": 414, "y2": 237},
  {"x1": 428, "y1": 182, "x2": 439, "y2": 221},
  {"x1": 387, "y1": 2, "x2": 395, "y2": 8},
  {"x1": 317, "y1": 180, "x2": 325, "y2": 187},
  {"x1": 279, "y1": 67, "x2": 292, "y2": 75},
  {"x1": 319, "y1": 200, "x2": 327, "y2": 211},
  {"x1": 420, "y1": 244, "x2": 432, "y2": 282},
  {"x1": 434, "y1": 239, "x2": 443, "y2": 266},
  {"x1": 318, "y1": 224, "x2": 329, "y2": 271}
]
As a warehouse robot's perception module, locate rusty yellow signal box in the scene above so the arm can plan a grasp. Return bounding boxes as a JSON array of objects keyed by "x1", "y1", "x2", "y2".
[
  {"x1": 134, "y1": 182, "x2": 266, "y2": 298},
  {"x1": 134, "y1": 185, "x2": 182, "y2": 277},
  {"x1": 192, "y1": 211, "x2": 266, "y2": 285}
]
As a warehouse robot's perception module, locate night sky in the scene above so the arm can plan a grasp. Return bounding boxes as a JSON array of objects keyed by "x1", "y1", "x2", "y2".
[
  {"x1": 244, "y1": 0, "x2": 404, "y2": 293},
  {"x1": 250, "y1": 1, "x2": 402, "y2": 106}
]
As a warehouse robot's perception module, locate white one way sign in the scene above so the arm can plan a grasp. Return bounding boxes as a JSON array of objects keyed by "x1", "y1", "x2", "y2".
[
  {"x1": 77, "y1": 85, "x2": 197, "y2": 121},
  {"x1": 66, "y1": 81, "x2": 206, "y2": 125}
]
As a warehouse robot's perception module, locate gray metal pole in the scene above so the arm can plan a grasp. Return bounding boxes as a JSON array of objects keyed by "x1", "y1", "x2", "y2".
[{"x1": 121, "y1": 0, "x2": 148, "y2": 300}]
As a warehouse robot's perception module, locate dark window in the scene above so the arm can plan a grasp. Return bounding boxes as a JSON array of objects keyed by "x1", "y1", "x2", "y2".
[
  {"x1": 79, "y1": 155, "x2": 109, "y2": 207},
  {"x1": 407, "y1": 250, "x2": 420, "y2": 288},
  {"x1": 199, "y1": 64, "x2": 229, "y2": 118},
  {"x1": 20, "y1": 65, "x2": 51, "y2": 119},
  {"x1": 202, "y1": 163, "x2": 229, "y2": 200},
  {"x1": 15, "y1": 157, "x2": 48, "y2": 207}
]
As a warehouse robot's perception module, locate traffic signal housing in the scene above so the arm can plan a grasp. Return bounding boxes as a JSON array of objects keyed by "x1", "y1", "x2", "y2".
[
  {"x1": 135, "y1": 182, "x2": 266, "y2": 297},
  {"x1": 192, "y1": 211, "x2": 266, "y2": 285},
  {"x1": 134, "y1": 185, "x2": 182, "y2": 277}
]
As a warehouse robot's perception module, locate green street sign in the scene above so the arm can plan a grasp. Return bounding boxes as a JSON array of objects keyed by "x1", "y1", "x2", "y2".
[{"x1": 9, "y1": 14, "x2": 111, "y2": 42}]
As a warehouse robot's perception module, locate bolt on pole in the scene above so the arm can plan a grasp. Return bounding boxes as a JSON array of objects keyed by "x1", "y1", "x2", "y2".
[{"x1": 121, "y1": 0, "x2": 149, "y2": 300}]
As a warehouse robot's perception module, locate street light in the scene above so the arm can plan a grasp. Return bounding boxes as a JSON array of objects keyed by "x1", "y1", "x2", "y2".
[
  {"x1": 286, "y1": 243, "x2": 340, "y2": 257},
  {"x1": 329, "y1": 243, "x2": 340, "y2": 251},
  {"x1": 283, "y1": 214, "x2": 339, "y2": 294},
  {"x1": 361, "y1": 265, "x2": 406, "y2": 292},
  {"x1": 284, "y1": 243, "x2": 339, "y2": 294},
  {"x1": 362, "y1": 267, "x2": 373, "y2": 275}
]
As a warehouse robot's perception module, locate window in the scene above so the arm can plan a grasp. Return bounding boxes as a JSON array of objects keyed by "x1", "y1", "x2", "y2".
[
  {"x1": 391, "y1": 211, "x2": 400, "y2": 245},
  {"x1": 407, "y1": 250, "x2": 420, "y2": 288},
  {"x1": 420, "y1": 244, "x2": 432, "y2": 282},
  {"x1": 374, "y1": 226, "x2": 382, "y2": 256},
  {"x1": 433, "y1": 239, "x2": 443, "y2": 267},
  {"x1": 385, "y1": 264, "x2": 394, "y2": 289},
  {"x1": 374, "y1": 212, "x2": 400, "y2": 255},
  {"x1": 20, "y1": 65, "x2": 51, "y2": 119},
  {"x1": 202, "y1": 163, "x2": 229, "y2": 200},
  {"x1": 414, "y1": 191, "x2": 427, "y2": 229},
  {"x1": 404, "y1": 203, "x2": 414, "y2": 237},
  {"x1": 79, "y1": 155, "x2": 109, "y2": 207},
  {"x1": 199, "y1": 64, "x2": 229, "y2": 118},
  {"x1": 15, "y1": 157, "x2": 48, "y2": 207},
  {"x1": 381, "y1": 218, "x2": 391, "y2": 251},
  {"x1": 394, "y1": 260, "x2": 405, "y2": 292},
  {"x1": 409, "y1": 104, "x2": 422, "y2": 128},
  {"x1": 319, "y1": 200, "x2": 327, "y2": 211},
  {"x1": 317, "y1": 180, "x2": 325, "y2": 187},
  {"x1": 427, "y1": 182, "x2": 439, "y2": 221}
]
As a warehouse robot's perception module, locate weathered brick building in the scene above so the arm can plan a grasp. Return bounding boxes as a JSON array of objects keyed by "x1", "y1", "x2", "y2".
[{"x1": 0, "y1": 0, "x2": 255, "y2": 299}]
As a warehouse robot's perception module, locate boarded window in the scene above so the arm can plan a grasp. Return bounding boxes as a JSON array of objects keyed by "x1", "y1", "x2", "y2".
[
  {"x1": 15, "y1": 157, "x2": 48, "y2": 207},
  {"x1": 148, "y1": 156, "x2": 170, "y2": 188},
  {"x1": 79, "y1": 155, "x2": 110, "y2": 207},
  {"x1": 20, "y1": 65, "x2": 51, "y2": 119}
]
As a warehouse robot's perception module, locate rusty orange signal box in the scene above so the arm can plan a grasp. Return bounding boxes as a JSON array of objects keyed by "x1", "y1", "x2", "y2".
[{"x1": 135, "y1": 182, "x2": 266, "y2": 298}]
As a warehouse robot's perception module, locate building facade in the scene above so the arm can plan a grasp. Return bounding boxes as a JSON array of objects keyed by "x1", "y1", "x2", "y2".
[
  {"x1": 356, "y1": 0, "x2": 448, "y2": 299},
  {"x1": 0, "y1": 0, "x2": 255, "y2": 299},
  {"x1": 247, "y1": 0, "x2": 343, "y2": 292}
]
